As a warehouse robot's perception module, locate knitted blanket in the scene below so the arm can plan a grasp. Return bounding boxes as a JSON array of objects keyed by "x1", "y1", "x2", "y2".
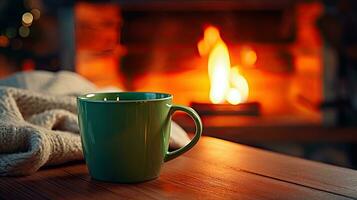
[{"x1": 0, "y1": 71, "x2": 190, "y2": 176}]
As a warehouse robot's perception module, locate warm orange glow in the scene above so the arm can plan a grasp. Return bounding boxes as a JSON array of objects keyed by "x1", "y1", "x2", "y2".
[
  {"x1": 241, "y1": 46, "x2": 257, "y2": 66},
  {"x1": 199, "y1": 25, "x2": 249, "y2": 105},
  {"x1": 204, "y1": 26, "x2": 220, "y2": 47},
  {"x1": 0, "y1": 35, "x2": 9, "y2": 47},
  {"x1": 197, "y1": 39, "x2": 209, "y2": 56},
  {"x1": 198, "y1": 26, "x2": 221, "y2": 56}
]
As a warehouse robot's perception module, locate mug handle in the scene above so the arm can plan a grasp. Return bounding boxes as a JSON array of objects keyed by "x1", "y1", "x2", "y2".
[{"x1": 164, "y1": 105, "x2": 203, "y2": 162}]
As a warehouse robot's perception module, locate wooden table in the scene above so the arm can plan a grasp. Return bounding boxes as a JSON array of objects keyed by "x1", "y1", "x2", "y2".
[{"x1": 1, "y1": 136, "x2": 357, "y2": 200}]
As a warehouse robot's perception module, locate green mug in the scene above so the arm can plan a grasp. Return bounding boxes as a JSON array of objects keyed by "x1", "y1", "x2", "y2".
[{"x1": 77, "y1": 92, "x2": 202, "y2": 183}]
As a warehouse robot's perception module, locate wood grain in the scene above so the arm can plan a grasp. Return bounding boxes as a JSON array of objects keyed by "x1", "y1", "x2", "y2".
[
  {"x1": 185, "y1": 137, "x2": 357, "y2": 199},
  {"x1": 1, "y1": 136, "x2": 356, "y2": 200}
]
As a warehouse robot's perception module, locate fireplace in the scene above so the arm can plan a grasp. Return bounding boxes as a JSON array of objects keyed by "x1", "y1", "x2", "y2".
[
  {"x1": 72, "y1": 1, "x2": 357, "y2": 168},
  {"x1": 76, "y1": 1, "x2": 322, "y2": 121}
]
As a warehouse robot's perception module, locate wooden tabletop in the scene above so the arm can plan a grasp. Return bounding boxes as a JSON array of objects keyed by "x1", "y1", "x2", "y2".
[{"x1": 1, "y1": 136, "x2": 357, "y2": 200}]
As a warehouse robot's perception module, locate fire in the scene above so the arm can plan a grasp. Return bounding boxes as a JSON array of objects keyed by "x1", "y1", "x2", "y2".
[
  {"x1": 208, "y1": 42, "x2": 231, "y2": 104},
  {"x1": 198, "y1": 26, "x2": 249, "y2": 105}
]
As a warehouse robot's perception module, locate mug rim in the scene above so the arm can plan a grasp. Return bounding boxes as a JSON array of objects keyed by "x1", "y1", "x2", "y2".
[{"x1": 77, "y1": 92, "x2": 173, "y2": 103}]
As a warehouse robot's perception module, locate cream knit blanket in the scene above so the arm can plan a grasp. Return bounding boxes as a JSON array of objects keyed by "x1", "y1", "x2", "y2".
[{"x1": 0, "y1": 71, "x2": 190, "y2": 176}]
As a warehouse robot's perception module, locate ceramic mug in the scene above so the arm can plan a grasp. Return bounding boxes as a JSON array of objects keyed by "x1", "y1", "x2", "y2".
[{"x1": 77, "y1": 92, "x2": 202, "y2": 183}]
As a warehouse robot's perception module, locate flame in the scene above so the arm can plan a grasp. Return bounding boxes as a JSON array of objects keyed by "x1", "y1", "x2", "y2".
[
  {"x1": 230, "y1": 67, "x2": 249, "y2": 103},
  {"x1": 208, "y1": 42, "x2": 231, "y2": 103},
  {"x1": 198, "y1": 25, "x2": 249, "y2": 105}
]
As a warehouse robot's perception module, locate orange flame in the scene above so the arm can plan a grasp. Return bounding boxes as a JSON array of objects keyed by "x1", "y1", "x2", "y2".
[{"x1": 198, "y1": 26, "x2": 249, "y2": 105}]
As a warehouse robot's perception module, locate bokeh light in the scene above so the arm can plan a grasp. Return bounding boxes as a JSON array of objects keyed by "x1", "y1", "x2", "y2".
[
  {"x1": 31, "y1": 9, "x2": 41, "y2": 20},
  {"x1": 19, "y1": 26, "x2": 30, "y2": 37},
  {"x1": 22, "y1": 12, "x2": 34, "y2": 26},
  {"x1": 241, "y1": 46, "x2": 257, "y2": 66},
  {"x1": 24, "y1": 0, "x2": 42, "y2": 10},
  {"x1": 0, "y1": 35, "x2": 10, "y2": 47}
]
